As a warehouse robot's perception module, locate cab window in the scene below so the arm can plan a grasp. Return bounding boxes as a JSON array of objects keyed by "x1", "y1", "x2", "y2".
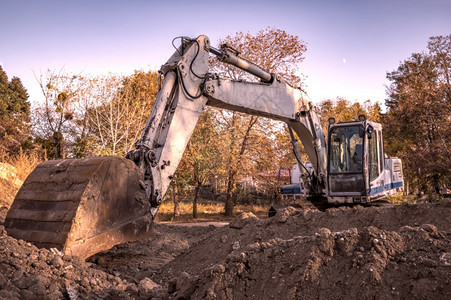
[
  {"x1": 369, "y1": 130, "x2": 379, "y2": 181},
  {"x1": 329, "y1": 126, "x2": 363, "y2": 173},
  {"x1": 378, "y1": 130, "x2": 384, "y2": 174}
]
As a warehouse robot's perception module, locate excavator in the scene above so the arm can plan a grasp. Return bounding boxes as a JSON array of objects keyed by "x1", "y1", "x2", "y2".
[{"x1": 4, "y1": 35, "x2": 404, "y2": 259}]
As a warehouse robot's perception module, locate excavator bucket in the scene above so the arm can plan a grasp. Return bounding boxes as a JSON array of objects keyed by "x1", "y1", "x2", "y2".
[{"x1": 4, "y1": 156, "x2": 153, "y2": 259}]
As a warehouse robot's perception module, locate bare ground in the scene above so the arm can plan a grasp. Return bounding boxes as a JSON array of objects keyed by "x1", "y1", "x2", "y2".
[{"x1": 0, "y1": 200, "x2": 450, "y2": 299}]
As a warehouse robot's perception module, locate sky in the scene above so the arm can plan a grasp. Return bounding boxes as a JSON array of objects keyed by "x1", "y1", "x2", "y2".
[{"x1": 1, "y1": 0, "x2": 450, "y2": 109}]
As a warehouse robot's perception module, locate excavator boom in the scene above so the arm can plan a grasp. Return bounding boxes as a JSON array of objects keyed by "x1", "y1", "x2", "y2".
[
  {"x1": 5, "y1": 35, "x2": 326, "y2": 258},
  {"x1": 127, "y1": 35, "x2": 327, "y2": 213}
]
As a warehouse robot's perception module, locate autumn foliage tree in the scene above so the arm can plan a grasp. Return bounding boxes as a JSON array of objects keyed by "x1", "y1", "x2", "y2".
[
  {"x1": 32, "y1": 70, "x2": 158, "y2": 158},
  {"x1": 384, "y1": 35, "x2": 451, "y2": 193},
  {"x1": 318, "y1": 98, "x2": 382, "y2": 133},
  {"x1": 33, "y1": 69, "x2": 89, "y2": 159},
  {"x1": 87, "y1": 71, "x2": 158, "y2": 156},
  {"x1": 210, "y1": 27, "x2": 307, "y2": 215},
  {"x1": 177, "y1": 110, "x2": 221, "y2": 218}
]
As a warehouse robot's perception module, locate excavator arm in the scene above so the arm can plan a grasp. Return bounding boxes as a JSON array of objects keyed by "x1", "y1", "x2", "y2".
[
  {"x1": 5, "y1": 35, "x2": 327, "y2": 259},
  {"x1": 126, "y1": 36, "x2": 212, "y2": 218},
  {"x1": 204, "y1": 75, "x2": 327, "y2": 194},
  {"x1": 127, "y1": 35, "x2": 327, "y2": 216}
]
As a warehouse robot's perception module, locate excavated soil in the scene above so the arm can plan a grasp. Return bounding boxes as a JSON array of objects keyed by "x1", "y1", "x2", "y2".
[{"x1": 1, "y1": 201, "x2": 450, "y2": 299}]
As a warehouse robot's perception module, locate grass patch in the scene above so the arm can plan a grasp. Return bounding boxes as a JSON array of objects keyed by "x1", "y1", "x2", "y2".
[
  {"x1": 155, "y1": 200, "x2": 269, "y2": 222},
  {"x1": 0, "y1": 151, "x2": 41, "y2": 211},
  {"x1": 386, "y1": 193, "x2": 408, "y2": 204},
  {"x1": 386, "y1": 193, "x2": 444, "y2": 204}
]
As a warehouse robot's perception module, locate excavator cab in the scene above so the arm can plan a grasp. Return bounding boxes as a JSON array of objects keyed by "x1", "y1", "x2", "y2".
[
  {"x1": 327, "y1": 121, "x2": 366, "y2": 200},
  {"x1": 326, "y1": 116, "x2": 391, "y2": 203}
]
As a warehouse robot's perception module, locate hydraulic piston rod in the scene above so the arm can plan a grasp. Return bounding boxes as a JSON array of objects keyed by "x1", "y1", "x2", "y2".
[{"x1": 210, "y1": 45, "x2": 272, "y2": 83}]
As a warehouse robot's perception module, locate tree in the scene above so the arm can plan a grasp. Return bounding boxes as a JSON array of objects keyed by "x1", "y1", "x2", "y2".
[
  {"x1": 248, "y1": 121, "x2": 294, "y2": 201},
  {"x1": 384, "y1": 35, "x2": 451, "y2": 193},
  {"x1": 177, "y1": 110, "x2": 221, "y2": 218},
  {"x1": 33, "y1": 69, "x2": 89, "y2": 159},
  {"x1": 87, "y1": 71, "x2": 159, "y2": 157},
  {"x1": 0, "y1": 65, "x2": 31, "y2": 154},
  {"x1": 32, "y1": 70, "x2": 159, "y2": 159},
  {"x1": 318, "y1": 98, "x2": 382, "y2": 133},
  {"x1": 219, "y1": 111, "x2": 259, "y2": 215},
  {"x1": 210, "y1": 27, "x2": 307, "y2": 215}
]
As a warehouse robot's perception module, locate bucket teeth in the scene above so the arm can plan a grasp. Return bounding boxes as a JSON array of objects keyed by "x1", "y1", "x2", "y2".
[{"x1": 4, "y1": 156, "x2": 153, "y2": 259}]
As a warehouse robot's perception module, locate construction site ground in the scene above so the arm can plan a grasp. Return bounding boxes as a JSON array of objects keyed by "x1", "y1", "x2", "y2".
[{"x1": 0, "y1": 200, "x2": 450, "y2": 299}]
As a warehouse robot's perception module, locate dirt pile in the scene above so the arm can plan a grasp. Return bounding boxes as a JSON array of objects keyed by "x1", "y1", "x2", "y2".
[
  {"x1": 152, "y1": 202, "x2": 451, "y2": 299},
  {"x1": 0, "y1": 201, "x2": 450, "y2": 299},
  {"x1": 181, "y1": 223, "x2": 450, "y2": 299},
  {"x1": 0, "y1": 220, "x2": 217, "y2": 299},
  {"x1": 0, "y1": 224, "x2": 150, "y2": 299}
]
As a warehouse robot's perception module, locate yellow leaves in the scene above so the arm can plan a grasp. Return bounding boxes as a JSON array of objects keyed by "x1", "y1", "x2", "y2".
[
  {"x1": 384, "y1": 35, "x2": 451, "y2": 190},
  {"x1": 57, "y1": 92, "x2": 68, "y2": 102},
  {"x1": 33, "y1": 69, "x2": 159, "y2": 158},
  {"x1": 318, "y1": 98, "x2": 382, "y2": 135},
  {"x1": 212, "y1": 27, "x2": 307, "y2": 87}
]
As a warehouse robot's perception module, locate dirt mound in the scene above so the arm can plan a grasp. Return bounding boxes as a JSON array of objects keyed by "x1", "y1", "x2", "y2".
[
  {"x1": 152, "y1": 201, "x2": 451, "y2": 299},
  {"x1": 0, "y1": 220, "x2": 217, "y2": 299},
  {"x1": 0, "y1": 201, "x2": 450, "y2": 299},
  {"x1": 0, "y1": 224, "x2": 148, "y2": 299},
  {"x1": 183, "y1": 224, "x2": 450, "y2": 299}
]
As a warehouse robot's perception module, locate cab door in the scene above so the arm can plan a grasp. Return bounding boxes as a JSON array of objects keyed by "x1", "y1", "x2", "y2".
[
  {"x1": 366, "y1": 123, "x2": 385, "y2": 198},
  {"x1": 327, "y1": 124, "x2": 366, "y2": 197}
]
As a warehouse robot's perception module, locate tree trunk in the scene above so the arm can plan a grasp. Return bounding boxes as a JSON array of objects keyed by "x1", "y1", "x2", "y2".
[
  {"x1": 52, "y1": 131, "x2": 64, "y2": 159},
  {"x1": 223, "y1": 115, "x2": 258, "y2": 217},
  {"x1": 224, "y1": 171, "x2": 235, "y2": 217},
  {"x1": 193, "y1": 184, "x2": 200, "y2": 219}
]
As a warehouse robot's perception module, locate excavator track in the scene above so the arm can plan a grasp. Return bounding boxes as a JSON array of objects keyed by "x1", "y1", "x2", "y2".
[{"x1": 5, "y1": 156, "x2": 153, "y2": 259}]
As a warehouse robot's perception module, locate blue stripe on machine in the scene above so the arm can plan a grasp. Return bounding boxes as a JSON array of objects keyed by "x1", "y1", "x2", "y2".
[{"x1": 370, "y1": 181, "x2": 403, "y2": 194}]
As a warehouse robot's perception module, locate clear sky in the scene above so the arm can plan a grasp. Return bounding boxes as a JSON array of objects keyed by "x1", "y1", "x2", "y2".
[{"x1": 1, "y1": 0, "x2": 450, "y2": 108}]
